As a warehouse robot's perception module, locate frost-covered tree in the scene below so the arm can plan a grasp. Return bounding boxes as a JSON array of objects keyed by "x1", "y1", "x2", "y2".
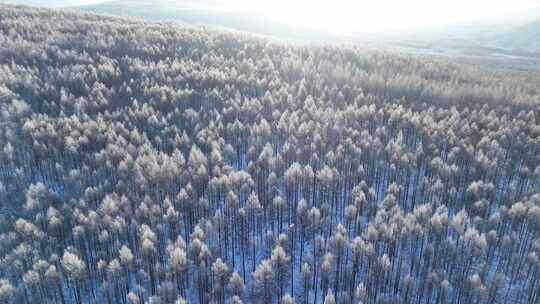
[{"x1": 61, "y1": 252, "x2": 86, "y2": 304}]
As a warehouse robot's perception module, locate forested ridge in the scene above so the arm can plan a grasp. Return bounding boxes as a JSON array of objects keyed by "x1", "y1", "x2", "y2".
[{"x1": 0, "y1": 5, "x2": 540, "y2": 304}]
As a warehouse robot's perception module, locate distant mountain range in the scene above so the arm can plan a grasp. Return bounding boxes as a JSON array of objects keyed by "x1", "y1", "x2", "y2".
[
  {"x1": 72, "y1": 0, "x2": 540, "y2": 71},
  {"x1": 489, "y1": 19, "x2": 540, "y2": 52},
  {"x1": 352, "y1": 7, "x2": 540, "y2": 52}
]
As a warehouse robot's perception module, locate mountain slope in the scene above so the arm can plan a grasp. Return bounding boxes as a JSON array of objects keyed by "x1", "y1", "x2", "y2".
[{"x1": 74, "y1": 0, "x2": 337, "y2": 42}]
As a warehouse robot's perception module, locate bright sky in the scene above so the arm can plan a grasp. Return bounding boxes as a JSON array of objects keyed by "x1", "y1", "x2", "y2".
[{"x1": 3, "y1": 0, "x2": 540, "y2": 33}]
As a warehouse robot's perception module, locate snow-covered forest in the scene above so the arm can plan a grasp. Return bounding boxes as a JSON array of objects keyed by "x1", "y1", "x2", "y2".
[{"x1": 0, "y1": 5, "x2": 540, "y2": 304}]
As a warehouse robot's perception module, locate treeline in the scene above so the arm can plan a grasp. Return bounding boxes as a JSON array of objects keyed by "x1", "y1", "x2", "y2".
[{"x1": 0, "y1": 5, "x2": 540, "y2": 304}]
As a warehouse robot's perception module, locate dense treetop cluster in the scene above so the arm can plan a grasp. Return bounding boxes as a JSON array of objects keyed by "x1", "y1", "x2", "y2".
[{"x1": 0, "y1": 5, "x2": 539, "y2": 304}]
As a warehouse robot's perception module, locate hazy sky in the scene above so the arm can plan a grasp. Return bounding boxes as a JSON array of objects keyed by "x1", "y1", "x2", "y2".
[
  {"x1": 2, "y1": 0, "x2": 539, "y2": 33},
  {"x1": 236, "y1": 0, "x2": 540, "y2": 33}
]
